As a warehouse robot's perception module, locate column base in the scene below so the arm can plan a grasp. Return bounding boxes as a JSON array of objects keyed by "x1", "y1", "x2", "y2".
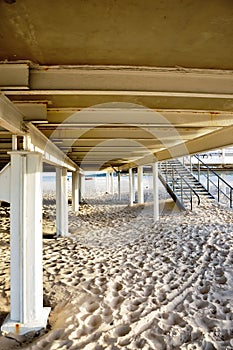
[{"x1": 1, "y1": 307, "x2": 51, "y2": 336}]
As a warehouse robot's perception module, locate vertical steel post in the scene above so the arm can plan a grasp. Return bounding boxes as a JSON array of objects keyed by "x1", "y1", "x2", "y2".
[
  {"x1": 181, "y1": 177, "x2": 183, "y2": 202},
  {"x1": 172, "y1": 167, "x2": 175, "y2": 190},
  {"x1": 198, "y1": 160, "x2": 200, "y2": 182}
]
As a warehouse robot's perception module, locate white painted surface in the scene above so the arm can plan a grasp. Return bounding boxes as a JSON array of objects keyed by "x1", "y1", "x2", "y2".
[
  {"x1": 129, "y1": 168, "x2": 134, "y2": 206},
  {"x1": 118, "y1": 172, "x2": 121, "y2": 200},
  {"x1": 0, "y1": 163, "x2": 11, "y2": 202},
  {"x1": 80, "y1": 174, "x2": 86, "y2": 198},
  {"x1": 72, "y1": 171, "x2": 80, "y2": 212},
  {"x1": 56, "y1": 167, "x2": 68, "y2": 236},
  {"x1": 110, "y1": 172, "x2": 114, "y2": 194},
  {"x1": 152, "y1": 163, "x2": 159, "y2": 221},
  {"x1": 106, "y1": 172, "x2": 110, "y2": 193},
  {"x1": 137, "y1": 166, "x2": 144, "y2": 204},
  {"x1": 1, "y1": 151, "x2": 50, "y2": 335}
]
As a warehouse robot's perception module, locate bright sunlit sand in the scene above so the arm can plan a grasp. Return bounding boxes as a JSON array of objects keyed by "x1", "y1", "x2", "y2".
[{"x1": 0, "y1": 182, "x2": 233, "y2": 349}]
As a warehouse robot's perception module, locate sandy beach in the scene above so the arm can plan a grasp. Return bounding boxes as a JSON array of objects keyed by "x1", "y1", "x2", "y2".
[{"x1": 0, "y1": 188, "x2": 233, "y2": 349}]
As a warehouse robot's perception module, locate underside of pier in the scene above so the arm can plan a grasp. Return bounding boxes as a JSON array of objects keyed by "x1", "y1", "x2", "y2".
[{"x1": 0, "y1": 0, "x2": 232, "y2": 336}]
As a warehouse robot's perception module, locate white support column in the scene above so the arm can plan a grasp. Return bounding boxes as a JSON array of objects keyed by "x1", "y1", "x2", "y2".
[
  {"x1": 129, "y1": 168, "x2": 134, "y2": 206},
  {"x1": 79, "y1": 173, "x2": 82, "y2": 203},
  {"x1": 137, "y1": 166, "x2": 144, "y2": 204},
  {"x1": 72, "y1": 171, "x2": 80, "y2": 213},
  {"x1": 152, "y1": 162, "x2": 159, "y2": 221},
  {"x1": 222, "y1": 148, "x2": 225, "y2": 165},
  {"x1": 56, "y1": 167, "x2": 68, "y2": 236},
  {"x1": 110, "y1": 172, "x2": 114, "y2": 195},
  {"x1": 106, "y1": 172, "x2": 110, "y2": 193},
  {"x1": 1, "y1": 151, "x2": 50, "y2": 335},
  {"x1": 12, "y1": 135, "x2": 18, "y2": 151},
  {"x1": 132, "y1": 169, "x2": 135, "y2": 203},
  {"x1": 118, "y1": 172, "x2": 121, "y2": 200},
  {"x1": 80, "y1": 174, "x2": 85, "y2": 200}
]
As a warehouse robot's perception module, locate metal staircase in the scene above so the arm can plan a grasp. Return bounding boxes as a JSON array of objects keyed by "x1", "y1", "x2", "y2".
[{"x1": 158, "y1": 158, "x2": 214, "y2": 210}]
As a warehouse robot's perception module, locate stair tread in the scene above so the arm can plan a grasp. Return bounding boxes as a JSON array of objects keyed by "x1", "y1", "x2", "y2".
[{"x1": 159, "y1": 159, "x2": 231, "y2": 209}]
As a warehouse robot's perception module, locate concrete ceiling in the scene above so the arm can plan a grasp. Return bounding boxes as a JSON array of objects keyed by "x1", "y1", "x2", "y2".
[{"x1": 0, "y1": 0, "x2": 232, "y2": 171}]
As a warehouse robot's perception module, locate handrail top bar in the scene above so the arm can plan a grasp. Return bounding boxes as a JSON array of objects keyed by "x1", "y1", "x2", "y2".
[
  {"x1": 194, "y1": 154, "x2": 233, "y2": 190},
  {"x1": 159, "y1": 160, "x2": 201, "y2": 206}
]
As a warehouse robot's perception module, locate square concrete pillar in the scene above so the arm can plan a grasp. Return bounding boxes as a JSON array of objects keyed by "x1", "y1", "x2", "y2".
[
  {"x1": 56, "y1": 167, "x2": 68, "y2": 236},
  {"x1": 72, "y1": 171, "x2": 80, "y2": 212},
  {"x1": 1, "y1": 152, "x2": 50, "y2": 335}
]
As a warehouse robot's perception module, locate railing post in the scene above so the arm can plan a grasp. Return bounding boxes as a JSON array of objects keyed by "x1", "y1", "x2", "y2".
[
  {"x1": 181, "y1": 177, "x2": 183, "y2": 202},
  {"x1": 198, "y1": 160, "x2": 200, "y2": 182},
  {"x1": 190, "y1": 190, "x2": 193, "y2": 210},
  {"x1": 230, "y1": 189, "x2": 232, "y2": 208},
  {"x1": 172, "y1": 167, "x2": 175, "y2": 190},
  {"x1": 217, "y1": 177, "x2": 220, "y2": 202},
  {"x1": 207, "y1": 168, "x2": 210, "y2": 192}
]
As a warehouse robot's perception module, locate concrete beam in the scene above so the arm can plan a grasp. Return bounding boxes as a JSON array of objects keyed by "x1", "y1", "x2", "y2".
[
  {"x1": 27, "y1": 123, "x2": 78, "y2": 171},
  {"x1": 0, "y1": 63, "x2": 29, "y2": 89},
  {"x1": 29, "y1": 66, "x2": 233, "y2": 94},
  {"x1": 0, "y1": 94, "x2": 79, "y2": 171},
  {"x1": 5, "y1": 89, "x2": 233, "y2": 99},
  {"x1": 0, "y1": 93, "x2": 25, "y2": 135},
  {"x1": 156, "y1": 125, "x2": 233, "y2": 161},
  {"x1": 45, "y1": 108, "x2": 233, "y2": 128},
  {"x1": 119, "y1": 125, "x2": 233, "y2": 170},
  {"x1": 15, "y1": 102, "x2": 48, "y2": 122},
  {"x1": 4, "y1": 90, "x2": 233, "y2": 111}
]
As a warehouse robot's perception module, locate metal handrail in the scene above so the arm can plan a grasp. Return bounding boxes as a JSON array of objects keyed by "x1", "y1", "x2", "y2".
[
  {"x1": 159, "y1": 161, "x2": 200, "y2": 210},
  {"x1": 192, "y1": 155, "x2": 233, "y2": 208},
  {"x1": 171, "y1": 165, "x2": 201, "y2": 210}
]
